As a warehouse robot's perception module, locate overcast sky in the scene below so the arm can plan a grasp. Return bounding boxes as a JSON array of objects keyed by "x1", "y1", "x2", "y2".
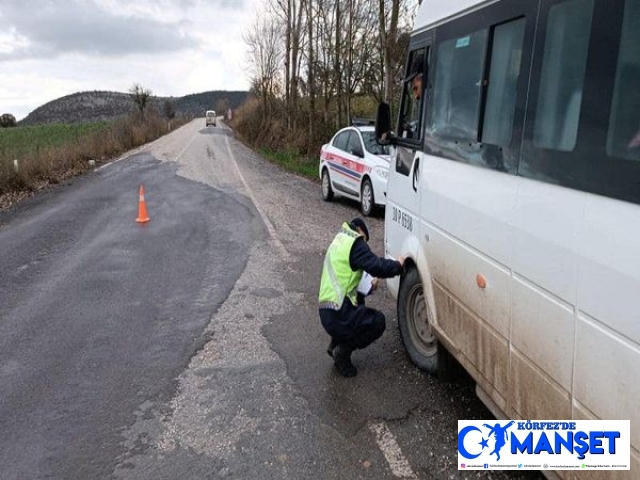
[{"x1": 0, "y1": 0, "x2": 263, "y2": 120}]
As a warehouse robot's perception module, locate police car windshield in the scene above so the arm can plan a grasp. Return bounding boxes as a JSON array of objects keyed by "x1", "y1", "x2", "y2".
[{"x1": 361, "y1": 131, "x2": 389, "y2": 156}]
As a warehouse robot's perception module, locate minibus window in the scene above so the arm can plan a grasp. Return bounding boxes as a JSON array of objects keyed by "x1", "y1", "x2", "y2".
[
  {"x1": 398, "y1": 47, "x2": 427, "y2": 142},
  {"x1": 607, "y1": 0, "x2": 640, "y2": 162},
  {"x1": 533, "y1": 0, "x2": 594, "y2": 152},
  {"x1": 430, "y1": 29, "x2": 487, "y2": 140},
  {"x1": 482, "y1": 18, "x2": 526, "y2": 146}
]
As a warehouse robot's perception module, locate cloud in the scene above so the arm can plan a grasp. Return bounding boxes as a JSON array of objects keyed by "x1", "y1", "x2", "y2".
[
  {"x1": 0, "y1": 0, "x2": 262, "y2": 120},
  {"x1": 0, "y1": 0, "x2": 199, "y2": 61}
]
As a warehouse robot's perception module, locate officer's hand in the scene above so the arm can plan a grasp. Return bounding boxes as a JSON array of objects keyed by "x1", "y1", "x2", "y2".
[
  {"x1": 371, "y1": 277, "x2": 380, "y2": 292},
  {"x1": 397, "y1": 256, "x2": 406, "y2": 266}
]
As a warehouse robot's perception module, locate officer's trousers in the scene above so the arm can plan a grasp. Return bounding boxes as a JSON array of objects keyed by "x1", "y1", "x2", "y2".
[{"x1": 319, "y1": 299, "x2": 386, "y2": 350}]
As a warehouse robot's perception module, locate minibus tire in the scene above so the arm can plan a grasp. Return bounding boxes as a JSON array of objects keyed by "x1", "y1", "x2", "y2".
[
  {"x1": 322, "y1": 169, "x2": 334, "y2": 201},
  {"x1": 398, "y1": 267, "x2": 440, "y2": 375}
]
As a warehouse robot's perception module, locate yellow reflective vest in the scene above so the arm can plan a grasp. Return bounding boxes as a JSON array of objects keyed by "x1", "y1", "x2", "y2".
[{"x1": 318, "y1": 222, "x2": 364, "y2": 309}]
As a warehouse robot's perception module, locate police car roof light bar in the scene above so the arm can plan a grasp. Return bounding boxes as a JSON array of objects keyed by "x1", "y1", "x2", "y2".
[{"x1": 351, "y1": 118, "x2": 375, "y2": 127}]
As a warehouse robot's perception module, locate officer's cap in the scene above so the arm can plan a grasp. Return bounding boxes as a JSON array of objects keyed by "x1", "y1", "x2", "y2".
[{"x1": 350, "y1": 217, "x2": 369, "y2": 242}]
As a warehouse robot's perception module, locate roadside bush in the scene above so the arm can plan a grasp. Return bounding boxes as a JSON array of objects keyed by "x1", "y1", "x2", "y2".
[
  {"x1": 231, "y1": 93, "x2": 379, "y2": 163},
  {"x1": 0, "y1": 111, "x2": 190, "y2": 199},
  {"x1": 0, "y1": 113, "x2": 17, "y2": 128},
  {"x1": 231, "y1": 99, "x2": 332, "y2": 179},
  {"x1": 231, "y1": 97, "x2": 263, "y2": 144}
]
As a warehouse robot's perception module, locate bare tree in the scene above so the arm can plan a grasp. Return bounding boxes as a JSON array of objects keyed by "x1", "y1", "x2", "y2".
[
  {"x1": 290, "y1": 0, "x2": 306, "y2": 129},
  {"x1": 239, "y1": 0, "x2": 418, "y2": 152},
  {"x1": 314, "y1": 0, "x2": 337, "y2": 124},
  {"x1": 379, "y1": 0, "x2": 401, "y2": 104},
  {"x1": 343, "y1": 1, "x2": 380, "y2": 121},
  {"x1": 306, "y1": 0, "x2": 316, "y2": 151},
  {"x1": 273, "y1": 0, "x2": 292, "y2": 124},
  {"x1": 334, "y1": 0, "x2": 344, "y2": 127},
  {"x1": 163, "y1": 100, "x2": 176, "y2": 131},
  {"x1": 245, "y1": 16, "x2": 282, "y2": 120},
  {"x1": 271, "y1": 0, "x2": 307, "y2": 129},
  {"x1": 129, "y1": 83, "x2": 152, "y2": 118}
]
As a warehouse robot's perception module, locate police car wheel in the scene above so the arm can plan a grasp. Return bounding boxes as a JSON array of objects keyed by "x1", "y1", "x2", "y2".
[
  {"x1": 398, "y1": 267, "x2": 458, "y2": 379},
  {"x1": 361, "y1": 178, "x2": 374, "y2": 216},
  {"x1": 321, "y1": 168, "x2": 334, "y2": 201}
]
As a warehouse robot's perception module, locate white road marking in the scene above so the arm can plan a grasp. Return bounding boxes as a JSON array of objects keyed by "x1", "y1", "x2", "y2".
[
  {"x1": 369, "y1": 422, "x2": 417, "y2": 479},
  {"x1": 224, "y1": 135, "x2": 288, "y2": 258},
  {"x1": 174, "y1": 132, "x2": 199, "y2": 162}
]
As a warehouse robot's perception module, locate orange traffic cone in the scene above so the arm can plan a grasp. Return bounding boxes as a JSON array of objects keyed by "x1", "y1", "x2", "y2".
[{"x1": 136, "y1": 184, "x2": 150, "y2": 223}]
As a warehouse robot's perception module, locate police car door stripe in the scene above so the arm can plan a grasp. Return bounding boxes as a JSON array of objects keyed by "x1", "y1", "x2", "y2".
[{"x1": 328, "y1": 161, "x2": 361, "y2": 180}]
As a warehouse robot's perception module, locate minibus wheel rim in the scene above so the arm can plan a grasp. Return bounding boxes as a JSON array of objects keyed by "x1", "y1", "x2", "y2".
[{"x1": 407, "y1": 283, "x2": 437, "y2": 356}]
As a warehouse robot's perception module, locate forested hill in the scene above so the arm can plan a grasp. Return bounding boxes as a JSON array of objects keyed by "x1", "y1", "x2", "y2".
[
  {"x1": 174, "y1": 91, "x2": 249, "y2": 117},
  {"x1": 19, "y1": 90, "x2": 251, "y2": 126}
]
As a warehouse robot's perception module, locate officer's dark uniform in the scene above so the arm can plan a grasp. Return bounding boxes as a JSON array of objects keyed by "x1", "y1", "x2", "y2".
[{"x1": 319, "y1": 219, "x2": 403, "y2": 377}]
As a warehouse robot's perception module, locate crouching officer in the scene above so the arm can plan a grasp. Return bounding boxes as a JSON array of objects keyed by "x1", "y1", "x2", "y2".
[{"x1": 318, "y1": 218, "x2": 405, "y2": 377}]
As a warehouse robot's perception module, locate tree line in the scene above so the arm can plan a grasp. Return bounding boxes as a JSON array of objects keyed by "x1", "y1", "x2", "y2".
[{"x1": 236, "y1": 0, "x2": 419, "y2": 156}]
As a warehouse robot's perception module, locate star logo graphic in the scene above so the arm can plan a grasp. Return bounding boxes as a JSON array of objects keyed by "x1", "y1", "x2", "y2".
[{"x1": 479, "y1": 437, "x2": 489, "y2": 449}]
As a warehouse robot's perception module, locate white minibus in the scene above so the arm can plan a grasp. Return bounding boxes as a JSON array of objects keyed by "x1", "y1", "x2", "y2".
[
  {"x1": 206, "y1": 110, "x2": 217, "y2": 127},
  {"x1": 376, "y1": 0, "x2": 639, "y2": 475}
]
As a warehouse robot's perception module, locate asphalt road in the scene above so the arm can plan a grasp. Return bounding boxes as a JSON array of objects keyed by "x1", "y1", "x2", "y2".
[{"x1": 0, "y1": 119, "x2": 544, "y2": 480}]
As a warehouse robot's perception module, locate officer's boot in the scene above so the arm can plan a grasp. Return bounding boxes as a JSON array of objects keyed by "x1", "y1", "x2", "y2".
[
  {"x1": 332, "y1": 344, "x2": 357, "y2": 377},
  {"x1": 326, "y1": 338, "x2": 337, "y2": 357}
]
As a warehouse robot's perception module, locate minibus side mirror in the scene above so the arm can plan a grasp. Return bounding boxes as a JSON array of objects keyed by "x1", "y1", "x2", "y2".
[{"x1": 375, "y1": 102, "x2": 396, "y2": 146}]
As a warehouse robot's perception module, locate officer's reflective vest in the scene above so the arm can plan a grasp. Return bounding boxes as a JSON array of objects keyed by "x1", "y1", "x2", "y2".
[{"x1": 318, "y1": 222, "x2": 364, "y2": 309}]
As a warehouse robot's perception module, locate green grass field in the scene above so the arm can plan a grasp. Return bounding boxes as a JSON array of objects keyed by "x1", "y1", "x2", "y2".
[
  {"x1": 258, "y1": 148, "x2": 319, "y2": 179},
  {"x1": 0, "y1": 121, "x2": 111, "y2": 160},
  {"x1": 0, "y1": 114, "x2": 191, "y2": 198}
]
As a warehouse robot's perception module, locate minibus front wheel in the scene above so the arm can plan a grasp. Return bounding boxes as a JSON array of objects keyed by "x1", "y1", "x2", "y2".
[{"x1": 398, "y1": 267, "x2": 453, "y2": 378}]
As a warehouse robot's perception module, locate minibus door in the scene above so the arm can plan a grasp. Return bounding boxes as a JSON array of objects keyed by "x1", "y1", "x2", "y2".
[
  {"x1": 385, "y1": 146, "x2": 422, "y2": 261},
  {"x1": 384, "y1": 45, "x2": 430, "y2": 262}
]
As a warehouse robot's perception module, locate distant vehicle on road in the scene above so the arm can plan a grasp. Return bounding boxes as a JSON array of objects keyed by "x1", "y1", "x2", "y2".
[
  {"x1": 319, "y1": 122, "x2": 390, "y2": 216},
  {"x1": 206, "y1": 110, "x2": 216, "y2": 127}
]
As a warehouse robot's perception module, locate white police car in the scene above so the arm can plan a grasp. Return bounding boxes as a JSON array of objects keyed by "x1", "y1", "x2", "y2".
[{"x1": 319, "y1": 122, "x2": 390, "y2": 216}]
